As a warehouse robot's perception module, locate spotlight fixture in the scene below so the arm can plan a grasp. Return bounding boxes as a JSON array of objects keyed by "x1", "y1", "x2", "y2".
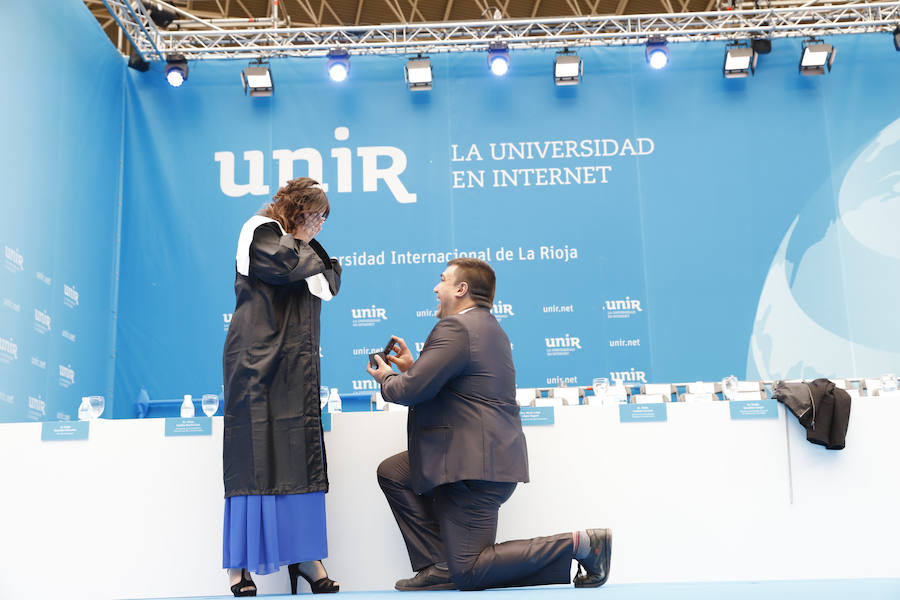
[
  {"x1": 751, "y1": 38, "x2": 772, "y2": 55},
  {"x1": 723, "y1": 41, "x2": 757, "y2": 78},
  {"x1": 405, "y1": 56, "x2": 433, "y2": 91},
  {"x1": 554, "y1": 50, "x2": 582, "y2": 86},
  {"x1": 127, "y1": 45, "x2": 149, "y2": 72},
  {"x1": 164, "y1": 55, "x2": 188, "y2": 87},
  {"x1": 645, "y1": 37, "x2": 669, "y2": 70},
  {"x1": 894, "y1": 26, "x2": 900, "y2": 51},
  {"x1": 488, "y1": 42, "x2": 510, "y2": 76},
  {"x1": 799, "y1": 38, "x2": 836, "y2": 76},
  {"x1": 241, "y1": 59, "x2": 273, "y2": 97},
  {"x1": 148, "y1": 3, "x2": 177, "y2": 29},
  {"x1": 327, "y1": 49, "x2": 350, "y2": 82}
]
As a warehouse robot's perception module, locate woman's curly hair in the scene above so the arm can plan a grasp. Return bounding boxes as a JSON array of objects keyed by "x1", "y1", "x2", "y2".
[{"x1": 259, "y1": 177, "x2": 330, "y2": 233}]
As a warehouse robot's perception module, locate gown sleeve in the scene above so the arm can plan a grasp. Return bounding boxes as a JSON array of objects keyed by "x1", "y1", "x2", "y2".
[
  {"x1": 248, "y1": 222, "x2": 332, "y2": 286},
  {"x1": 309, "y1": 239, "x2": 342, "y2": 297}
]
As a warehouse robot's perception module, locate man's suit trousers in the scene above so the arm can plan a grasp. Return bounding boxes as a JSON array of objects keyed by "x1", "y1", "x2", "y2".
[{"x1": 377, "y1": 451, "x2": 574, "y2": 591}]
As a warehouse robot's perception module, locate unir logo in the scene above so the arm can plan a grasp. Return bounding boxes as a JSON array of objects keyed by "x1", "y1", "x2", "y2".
[
  {"x1": 28, "y1": 396, "x2": 46, "y2": 416},
  {"x1": 352, "y1": 379, "x2": 380, "y2": 391},
  {"x1": 215, "y1": 127, "x2": 417, "y2": 204},
  {"x1": 64, "y1": 284, "x2": 80, "y2": 308},
  {"x1": 609, "y1": 368, "x2": 647, "y2": 383},
  {"x1": 545, "y1": 334, "x2": 582, "y2": 356},
  {"x1": 491, "y1": 300, "x2": 515, "y2": 319},
  {"x1": 58, "y1": 364, "x2": 75, "y2": 387},
  {"x1": 0, "y1": 336, "x2": 18, "y2": 362},
  {"x1": 4, "y1": 246, "x2": 23, "y2": 272},
  {"x1": 352, "y1": 305, "x2": 388, "y2": 327},
  {"x1": 34, "y1": 309, "x2": 51, "y2": 333},
  {"x1": 604, "y1": 296, "x2": 642, "y2": 319},
  {"x1": 545, "y1": 334, "x2": 582, "y2": 349}
]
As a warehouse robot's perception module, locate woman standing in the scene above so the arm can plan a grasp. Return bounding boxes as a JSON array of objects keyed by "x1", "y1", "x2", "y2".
[{"x1": 222, "y1": 177, "x2": 341, "y2": 596}]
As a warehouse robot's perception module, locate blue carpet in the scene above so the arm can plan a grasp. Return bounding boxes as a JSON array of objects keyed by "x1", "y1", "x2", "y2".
[{"x1": 143, "y1": 578, "x2": 900, "y2": 600}]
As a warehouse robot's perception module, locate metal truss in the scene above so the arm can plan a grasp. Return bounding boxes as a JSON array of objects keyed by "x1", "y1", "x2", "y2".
[{"x1": 103, "y1": 0, "x2": 900, "y2": 60}]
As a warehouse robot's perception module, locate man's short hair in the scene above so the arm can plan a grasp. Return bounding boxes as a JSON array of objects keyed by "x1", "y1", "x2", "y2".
[{"x1": 448, "y1": 258, "x2": 495, "y2": 307}]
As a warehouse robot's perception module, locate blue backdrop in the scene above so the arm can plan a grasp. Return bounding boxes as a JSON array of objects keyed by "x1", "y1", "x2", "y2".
[
  {"x1": 0, "y1": 1, "x2": 123, "y2": 422},
  {"x1": 2, "y1": 0, "x2": 899, "y2": 422},
  {"x1": 112, "y1": 34, "x2": 900, "y2": 415}
]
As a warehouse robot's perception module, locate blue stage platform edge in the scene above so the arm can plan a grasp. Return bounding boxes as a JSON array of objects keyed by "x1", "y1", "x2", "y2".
[{"x1": 141, "y1": 578, "x2": 900, "y2": 600}]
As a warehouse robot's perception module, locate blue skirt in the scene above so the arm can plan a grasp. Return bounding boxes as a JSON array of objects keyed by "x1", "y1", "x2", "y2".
[{"x1": 223, "y1": 492, "x2": 328, "y2": 575}]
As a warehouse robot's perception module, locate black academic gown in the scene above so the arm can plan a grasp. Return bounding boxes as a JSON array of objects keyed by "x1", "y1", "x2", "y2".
[{"x1": 222, "y1": 221, "x2": 341, "y2": 497}]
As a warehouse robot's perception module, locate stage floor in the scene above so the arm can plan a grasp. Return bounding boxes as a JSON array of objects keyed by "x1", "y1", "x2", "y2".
[{"x1": 137, "y1": 578, "x2": 900, "y2": 600}]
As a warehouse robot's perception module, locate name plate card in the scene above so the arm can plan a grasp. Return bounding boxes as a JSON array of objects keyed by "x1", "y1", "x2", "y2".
[
  {"x1": 619, "y1": 403, "x2": 667, "y2": 423},
  {"x1": 729, "y1": 400, "x2": 778, "y2": 420},
  {"x1": 41, "y1": 421, "x2": 89, "y2": 441},
  {"x1": 519, "y1": 406, "x2": 555, "y2": 426},
  {"x1": 165, "y1": 418, "x2": 212, "y2": 437},
  {"x1": 322, "y1": 411, "x2": 332, "y2": 432}
]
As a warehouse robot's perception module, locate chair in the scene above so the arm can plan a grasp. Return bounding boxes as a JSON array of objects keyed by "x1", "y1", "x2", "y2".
[
  {"x1": 830, "y1": 379, "x2": 860, "y2": 400},
  {"x1": 734, "y1": 381, "x2": 765, "y2": 401},
  {"x1": 862, "y1": 378, "x2": 882, "y2": 397},
  {"x1": 553, "y1": 387, "x2": 582, "y2": 406},
  {"x1": 592, "y1": 381, "x2": 629, "y2": 405},
  {"x1": 533, "y1": 388, "x2": 565, "y2": 408},
  {"x1": 515, "y1": 388, "x2": 537, "y2": 407},
  {"x1": 679, "y1": 381, "x2": 718, "y2": 402},
  {"x1": 636, "y1": 383, "x2": 674, "y2": 403}
]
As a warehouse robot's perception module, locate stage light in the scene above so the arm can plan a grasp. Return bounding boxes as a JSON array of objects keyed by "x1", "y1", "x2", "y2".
[
  {"x1": 799, "y1": 38, "x2": 836, "y2": 75},
  {"x1": 165, "y1": 55, "x2": 188, "y2": 87},
  {"x1": 128, "y1": 45, "x2": 149, "y2": 72},
  {"x1": 241, "y1": 60, "x2": 273, "y2": 97},
  {"x1": 723, "y1": 42, "x2": 757, "y2": 78},
  {"x1": 645, "y1": 38, "x2": 669, "y2": 70},
  {"x1": 488, "y1": 42, "x2": 510, "y2": 76},
  {"x1": 554, "y1": 50, "x2": 582, "y2": 86},
  {"x1": 894, "y1": 26, "x2": 900, "y2": 51},
  {"x1": 405, "y1": 56, "x2": 432, "y2": 91},
  {"x1": 327, "y1": 49, "x2": 350, "y2": 82},
  {"x1": 148, "y1": 3, "x2": 177, "y2": 29},
  {"x1": 751, "y1": 38, "x2": 772, "y2": 55}
]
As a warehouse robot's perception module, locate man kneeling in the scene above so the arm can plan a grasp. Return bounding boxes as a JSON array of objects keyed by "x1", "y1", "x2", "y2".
[{"x1": 366, "y1": 258, "x2": 612, "y2": 591}]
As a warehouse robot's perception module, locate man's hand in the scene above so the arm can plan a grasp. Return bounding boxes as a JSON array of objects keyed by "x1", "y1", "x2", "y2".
[
  {"x1": 366, "y1": 353, "x2": 395, "y2": 384},
  {"x1": 386, "y1": 336, "x2": 414, "y2": 372}
]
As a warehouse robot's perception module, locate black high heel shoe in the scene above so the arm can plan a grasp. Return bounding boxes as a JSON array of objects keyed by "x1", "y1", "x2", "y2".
[
  {"x1": 288, "y1": 561, "x2": 340, "y2": 594},
  {"x1": 231, "y1": 569, "x2": 257, "y2": 597}
]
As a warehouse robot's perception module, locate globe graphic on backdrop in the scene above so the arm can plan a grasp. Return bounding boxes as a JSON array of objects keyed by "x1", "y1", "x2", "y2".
[{"x1": 747, "y1": 116, "x2": 900, "y2": 381}]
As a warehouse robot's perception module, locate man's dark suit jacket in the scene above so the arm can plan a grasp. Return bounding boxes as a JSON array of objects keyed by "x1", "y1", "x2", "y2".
[{"x1": 380, "y1": 306, "x2": 529, "y2": 494}]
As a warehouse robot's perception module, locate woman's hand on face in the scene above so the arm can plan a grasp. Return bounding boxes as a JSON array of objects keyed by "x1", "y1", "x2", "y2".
[{"x1": 293, "y1": 213, "x2": 325, "y2": 242}]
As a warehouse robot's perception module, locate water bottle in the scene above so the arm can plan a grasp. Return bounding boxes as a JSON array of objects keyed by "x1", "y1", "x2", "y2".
[
  {"x1": 77, "y1": 397, "x2": 92, "y2": 421},
  {"x1": 327, "y1": 388, "x2": 342, "y2": 413},
  {"x1": 180, "y1": 394, "x2": 195, "y2": 418}
]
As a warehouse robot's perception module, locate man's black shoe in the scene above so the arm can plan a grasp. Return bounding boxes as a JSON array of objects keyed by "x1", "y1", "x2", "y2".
[
  {"x1": 574, "y1": 528, "x2": 612, "y2": 588},
  {"x1": 394, "y1": 565, "x2": 456, "y2": 591}
]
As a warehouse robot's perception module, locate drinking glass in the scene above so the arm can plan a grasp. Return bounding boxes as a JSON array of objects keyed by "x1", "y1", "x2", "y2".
[
  {"x1": 201, "y1": 394, "x2": 219, "y2": 417},
  {"x1": 722, "y1": 375, "x2": 738, "y2": 401},
  {"x1": 88, "y1": 395, "x2": 105, "y2": 419},
  {"x1": 320, "y1": 385, "x2": 330, "y2": 410},
  {"x1": 881, "y1": 373, "x2": 898, "y2": 393},
  {"x1": 592, "y1": 377, "x2": 609, "y2": 397},
  {"x1": 609, "y1": 379, "x2": 626, "y2": 402}
]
